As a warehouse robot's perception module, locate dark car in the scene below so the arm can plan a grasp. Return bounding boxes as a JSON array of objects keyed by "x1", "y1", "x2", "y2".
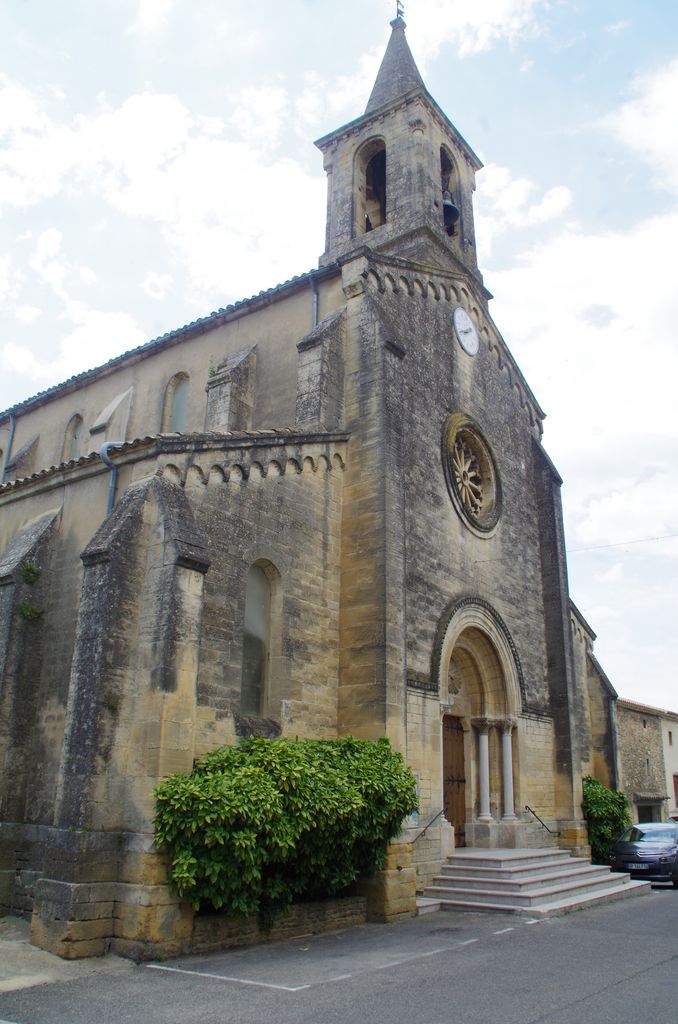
[{"x1": 610, "y1": 822, "x2": 678, "y2": 885}]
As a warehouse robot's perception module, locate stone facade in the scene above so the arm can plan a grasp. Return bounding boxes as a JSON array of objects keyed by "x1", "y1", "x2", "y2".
[
  {"x1": 661, "y1": 713, "x2": 678, "y2": 816},
  {"x1": 0, "y1": 17, "x2": 637, "y2": 956},
  {"x1": 616, "y1": 700, "x2": 671, "y2": 822}
]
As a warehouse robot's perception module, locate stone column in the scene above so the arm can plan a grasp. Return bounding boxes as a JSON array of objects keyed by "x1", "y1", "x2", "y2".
[
  {"x1": 476, "y1": 720, "x2": 493, "y2": 822},
  {"x1": 502, "y1": 719, "x2": 517, "y2": 820}
]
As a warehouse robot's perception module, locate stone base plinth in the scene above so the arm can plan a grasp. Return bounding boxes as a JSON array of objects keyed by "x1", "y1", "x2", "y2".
[{"x1": 353, "y1": 840, "x2": 416, "y2": 923}]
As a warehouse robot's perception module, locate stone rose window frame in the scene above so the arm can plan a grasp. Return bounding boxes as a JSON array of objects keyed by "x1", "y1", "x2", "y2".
[{"x1": 442, "y1": 412, "x2": 502, "y2": 537}]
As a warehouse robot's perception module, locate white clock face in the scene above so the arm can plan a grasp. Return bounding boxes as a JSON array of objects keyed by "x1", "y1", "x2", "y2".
[{"x1": 453, "y1": 306, "x2": 479, "y2": 356}]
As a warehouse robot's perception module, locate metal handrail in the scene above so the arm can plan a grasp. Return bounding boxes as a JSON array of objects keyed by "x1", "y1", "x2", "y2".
[
  {"x1": 525, "y1": 804, "x2": 561, "y2": 837},
  {"x1": 412, "y1": 809, "x2": 444, "y2": 843}
]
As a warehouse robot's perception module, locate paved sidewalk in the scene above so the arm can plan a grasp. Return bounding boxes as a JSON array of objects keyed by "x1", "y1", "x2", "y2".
[{"x1": 0, "y1": 917, "x2": 132, "y2": 995}]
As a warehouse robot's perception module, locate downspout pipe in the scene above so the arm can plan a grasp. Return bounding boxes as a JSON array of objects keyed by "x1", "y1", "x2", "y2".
[
  {"x1": 99, "y1": 442, "x2": 124, "y2": 516},
  {"x1": 1, "y1": 411, "x2": 16, "y2": 484},
  {"x1": 310, "y1": 273, "x2": 319, "y2": 329}
]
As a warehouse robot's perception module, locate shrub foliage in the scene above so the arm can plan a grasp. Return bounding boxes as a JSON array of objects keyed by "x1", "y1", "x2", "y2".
[
  {"x1": 154, "y1": 736, "x2": 418, "y2": 920},
  {"x1": 581, "y1": 775, "x2": 631, "y2": 864}
]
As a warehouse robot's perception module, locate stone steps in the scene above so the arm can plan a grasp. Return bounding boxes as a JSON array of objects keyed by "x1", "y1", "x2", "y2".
[
  {"x1": 415, "y1": 896, "x2": 441, "y2": 915},
  {"x1": 422, "y1": 848, "x2": 651, "y2": 917},
  {"x1": 433, "y1": 864, "x2": 611, "y2": 895}
]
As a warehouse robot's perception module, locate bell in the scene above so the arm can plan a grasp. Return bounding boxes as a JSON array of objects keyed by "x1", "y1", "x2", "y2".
[{"x1": 443, "y1": 191, "x2": 460, "y2": 235}]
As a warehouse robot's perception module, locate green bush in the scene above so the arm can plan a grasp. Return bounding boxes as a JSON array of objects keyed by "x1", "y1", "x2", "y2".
[
  {"x1": 581, "y1": 776, "x2": 631, "y2": 864},
  {"x1": 153, "y1": 736, "x2": 418, "y2": 923}
]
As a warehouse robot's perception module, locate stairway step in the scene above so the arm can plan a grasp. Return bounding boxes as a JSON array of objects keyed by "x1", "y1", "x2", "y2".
[
  {"x1": 445, "y1": 848, "x2": 573, "y2": 871},
  {"x1": 432, "y1": 878, "x2": 650, "y2": 918},
  {"x1": 425, "y1": 872, "x2": 642, "y2": 908},
  {"x1": 439, "y1": 856, "x2": 586, "y2": 881},
  {"x1": 416, "y1": 897, "x2": 441, "y2": 915},
  {"x1": 433, "y1": 864, "x2": 611, "y2": 893}
]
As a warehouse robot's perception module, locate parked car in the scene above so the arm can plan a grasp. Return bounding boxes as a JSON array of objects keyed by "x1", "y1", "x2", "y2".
[{"x1": 610, "y1": 822, "x2": 678, "y2": 885}]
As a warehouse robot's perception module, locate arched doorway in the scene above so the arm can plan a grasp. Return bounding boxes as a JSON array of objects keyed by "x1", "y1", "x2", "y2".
[{"x1": 435, "y1": 601, "x2": 523, "y2": 847}]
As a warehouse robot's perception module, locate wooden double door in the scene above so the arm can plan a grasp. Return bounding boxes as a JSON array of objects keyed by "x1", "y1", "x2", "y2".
[{"x1": 442, "y1": 715, "x2": 466, "y2": 847}]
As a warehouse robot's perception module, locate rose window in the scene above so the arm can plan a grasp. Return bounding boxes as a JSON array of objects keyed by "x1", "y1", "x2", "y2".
[
  {"x1": 442, "y1": 415, "x2": 501, "y2": 535},
  {"x1": 452, "y1": 436, "x2": 483, "y2": 517}
]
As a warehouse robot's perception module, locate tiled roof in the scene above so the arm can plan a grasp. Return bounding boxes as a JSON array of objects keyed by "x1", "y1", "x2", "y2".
[
  {"x1": 0, "y1": 428, "x2": 349, "y2": 495},
  {"x1": 617, "y1": 698, "x2": 678, "y2": 720}
]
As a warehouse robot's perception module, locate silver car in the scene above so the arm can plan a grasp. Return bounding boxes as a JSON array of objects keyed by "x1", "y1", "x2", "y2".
[{"x1": 610, "y1": 822, "x2": 678, "y2": 886}]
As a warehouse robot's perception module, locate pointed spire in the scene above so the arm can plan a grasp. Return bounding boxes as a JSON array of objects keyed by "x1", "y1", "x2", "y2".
[{"x1": 365, "y1": 15, "x2": 425, "y2": 116}]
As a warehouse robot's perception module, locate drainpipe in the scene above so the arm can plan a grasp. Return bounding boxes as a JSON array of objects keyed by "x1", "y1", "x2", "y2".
[
  {"x1": 1, "y1": 411, "x2": 16, "y2": 484},
  {"x1": 99, "y1": 441, "x2": 124, "y2": 515},
  {"x1": 310, "y1": 273, "x2": 319, "y2": 329}
]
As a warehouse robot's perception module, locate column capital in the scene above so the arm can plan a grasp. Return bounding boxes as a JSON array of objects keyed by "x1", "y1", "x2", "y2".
[
  {"x1": 472, "y1": 717, "x2": 491, "y2": 733},
  {"x1": 501, "y1": 717, "x2": 518, "y2": 734}
]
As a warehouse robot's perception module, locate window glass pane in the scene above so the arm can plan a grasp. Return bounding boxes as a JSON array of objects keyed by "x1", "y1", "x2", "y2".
[
  {"x1": 241, "y1": 566, "x2": 270, "y2": 716},
  {"x1": 169, "y1": 376, "x2": 189, "y2": 433}
]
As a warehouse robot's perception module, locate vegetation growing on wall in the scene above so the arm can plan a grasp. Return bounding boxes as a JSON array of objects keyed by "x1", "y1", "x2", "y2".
[
  {"x1": 17, "y1": 599, "x2": 44, "y2": 622},
  {"x1": 154, "y1": 736, "x2": 418, "y2": 922},
  {"x1": 582, "y1": 775, "x2": 631, "y2": 864}
]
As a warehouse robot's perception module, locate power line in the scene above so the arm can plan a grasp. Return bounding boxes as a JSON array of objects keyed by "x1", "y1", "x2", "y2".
[{"x1": 568, "y1": 532, "x2": 678, "y2": 554}]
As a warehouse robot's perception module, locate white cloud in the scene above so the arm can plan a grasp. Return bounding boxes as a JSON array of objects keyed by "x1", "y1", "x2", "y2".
[
  {"x1": 0, "y1": 255, "x2": 12, "y2": 302},
  {"x1": 0, "y1": 78, "x2": 326, "y2": 310},
  {"x1": 485, "y1": 210, "x2": 678, "y2": 565},
  {"x1": 605, "y1": 57, "x2": 678, "y2": 195},
  {"x1": 141, "y1": 271, "x2": 172, "y2": 300},
  {"x1": 2, "y1": 310, "x2": 145, "y2": 385},
  {"x1": 475, "y1": 163, "x2": 573, "y2": 258},
  {"x1": 407, "y1": 0, "x2": 543, "y2": 61},
  {"x1": 129, "y1": 0, "x2": 175, "y2": 33},
  {"x1": 605, "y1": 20, "x2": 630, "y2": 34},
  {"x1": 15, "y1": 305, "x2": 43, "y2": 323},
  {"x1": 29, "y1": 228, "x2": 68, "y2": 298},
  {"x1": 228, "y1": 86, "x2": 289, "y2": 148}
]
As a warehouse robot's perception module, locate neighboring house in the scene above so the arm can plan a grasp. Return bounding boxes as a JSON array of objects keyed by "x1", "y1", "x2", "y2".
[
  {"x1": 0, "y1": 16, "x2": 637, "y2": 956},
  {"x1": 661, "y1": 711, "x2": 678, "y2": 817},
  {"x1": 616, "y1": 700, "x2": 671, "y2": 823}
]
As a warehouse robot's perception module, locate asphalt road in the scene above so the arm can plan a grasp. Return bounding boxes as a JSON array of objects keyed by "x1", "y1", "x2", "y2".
[{"x1": 1, "y1": 886, "x2": 677, "y2": 1024}]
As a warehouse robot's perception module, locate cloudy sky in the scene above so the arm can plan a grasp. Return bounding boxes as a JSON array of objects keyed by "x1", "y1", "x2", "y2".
[{"x1": 1, "y1": 0, "x2": 677, "y2": 710}]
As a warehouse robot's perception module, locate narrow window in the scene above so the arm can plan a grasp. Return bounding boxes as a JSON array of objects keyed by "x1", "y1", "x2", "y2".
[
  {"x1": 642, "y1": 718, "x2": 647, "y2": 728},
  {"x1": 440, "y1": 146, "x2": 460, "y2": 237},
  {"x1": 241, "y1": 565, "x2": 272, "y2": 716},
  {"x1": 356, "y1": 140, "x2": 386, "y2": 235},
  {"x1": 63, "y1": 414, "x2": 84, "y2": 462},
  {"x1": 365, "y1": 149, "x2": 386, "y2": 231},
  {"x1": 669, "y1": 730, "x2": 673, "y2": 746},
  {"x1": 162, "y1": 373, "x2": 190, "y2": 433}
]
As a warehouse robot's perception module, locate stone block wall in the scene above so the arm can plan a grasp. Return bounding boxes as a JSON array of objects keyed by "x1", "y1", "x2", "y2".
[
  {"x1": 617, "y1": 702, "x2": 668, "y2": 819},
  {"x1": 352, "y1": 841, "x2": 416, "y2": 923},
  {"x1": 517, "y1": 714, "x2": 557, "y2": 822}
]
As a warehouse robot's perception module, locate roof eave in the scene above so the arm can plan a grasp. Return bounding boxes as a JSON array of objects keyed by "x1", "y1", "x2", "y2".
[{"x1": 315, "y1": 87, "x2": 483, "y2": 172}]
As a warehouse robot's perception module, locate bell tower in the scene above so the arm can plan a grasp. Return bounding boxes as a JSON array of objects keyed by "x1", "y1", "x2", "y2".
[{"x1": 316, "y1": 15, "x2": 483, "y2": 278}]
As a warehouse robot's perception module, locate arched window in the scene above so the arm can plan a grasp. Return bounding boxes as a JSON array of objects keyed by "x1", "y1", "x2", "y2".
[
  {"x1": 162, "y1": 373, "x2": 190, "y2": 433},
  {"x1": 62, "y1": 414, "x2": 84, "y2": 462},
  {"x1": 356, "y1": 139, "x2": 386, "y2": 235},
  {"x1": 241, "y1": 564, "x2": 273, "y2": 716},
  {"x1": 440, "y1": 146, "x2": 460, "y2": 237}
]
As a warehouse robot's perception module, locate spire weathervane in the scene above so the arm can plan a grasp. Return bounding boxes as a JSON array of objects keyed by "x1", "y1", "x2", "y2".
[{"x1": 396, "y1": 1, "x2": 404, "y2": 19}]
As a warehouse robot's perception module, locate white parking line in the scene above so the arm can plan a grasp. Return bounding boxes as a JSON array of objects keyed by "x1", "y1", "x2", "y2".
[
  {"x1": 146, "y1": 963, "x2": 310, "y2": 992},
  {"x1": 147, "y1": 923, "x2": 538, "y2": 991}
]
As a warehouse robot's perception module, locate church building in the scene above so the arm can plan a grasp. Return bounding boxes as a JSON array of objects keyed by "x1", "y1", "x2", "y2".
[{"x1": 0, "y1": 16, "x2": 621, "y2": 956}]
